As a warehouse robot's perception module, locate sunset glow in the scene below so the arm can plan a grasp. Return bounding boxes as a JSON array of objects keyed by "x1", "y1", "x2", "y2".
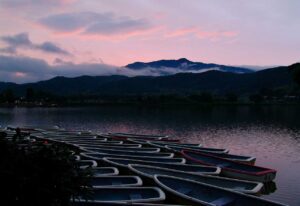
[{"x1": 0, "y1": 0, "x2": 299, "y2": 83}]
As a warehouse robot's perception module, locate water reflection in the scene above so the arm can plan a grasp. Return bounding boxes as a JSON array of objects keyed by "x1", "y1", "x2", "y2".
[{"x1": 261, "y1": 181, "x2": 277, "y2": 195}]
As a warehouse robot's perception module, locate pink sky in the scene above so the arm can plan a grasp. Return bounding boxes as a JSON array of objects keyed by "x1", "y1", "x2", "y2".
[{"x1": 0, "y1": 0, "x2": 299, "y2": 82}]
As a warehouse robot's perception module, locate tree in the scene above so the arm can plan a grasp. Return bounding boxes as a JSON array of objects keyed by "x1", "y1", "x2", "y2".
[
  {"x1": 199, "y1": 92, "x2": 213, "y2": 103},
  {"x1": 189, "y1": 92, "x2": 213, "y2": 103},
  {"x1": 290, "y1": 63, "x2": 300, "y2": 86},
  {"x1": 0, "y1": 137, "x2": 92, "y2": 206},
  {"x1": 3, "y1": 89, "x2": 15, "y2": 103},
  {"x1": 225, "y1": 93, "x2": 238, "y2": 102},
  {"x1": 26, "y1": 88, "x2": 35, "y2": 101},
  {"x1": 249, "y1": 94, "x2": 263, "y2": 103}
]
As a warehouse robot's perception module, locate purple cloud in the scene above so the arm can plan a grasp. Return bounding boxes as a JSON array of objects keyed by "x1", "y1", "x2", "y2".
[
  {"x1": 0, "y1": 54, "x2": 170, "y2": 83},
  {"x1": 39, "y1": 12, "x2": 151, "y2": 35},
  {"x1": 0, "y1": 55, "x2": 120, "y2": 83},
  {"x1": 0, "y1": 33, "x2": 70, "y2": 55}
]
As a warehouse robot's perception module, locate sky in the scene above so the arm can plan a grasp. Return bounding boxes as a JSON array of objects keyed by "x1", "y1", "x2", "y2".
[{"x1": 0, "y1": 0, "x2": 299, "y2": 83}]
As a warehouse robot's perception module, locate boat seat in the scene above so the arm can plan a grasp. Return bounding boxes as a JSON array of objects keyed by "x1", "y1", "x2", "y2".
[
  {"x1": 232, "y1": 186, "x2": 245, "y2": 191},
  {"x1": 217, "y1": 163, "x2": 231, "y2": 167},
  {"x1": 210, "y1": 196, "x2": 235, "y2": 206},
  {"x1": 177, "y1": 187, "x2": 192, "y2": 195},
  {"x1": 112, "y1": 180, "x2": 122, "y2": 185},
  {"x1": 129, "y1": 193, "x2": 142, "y2": 200}
]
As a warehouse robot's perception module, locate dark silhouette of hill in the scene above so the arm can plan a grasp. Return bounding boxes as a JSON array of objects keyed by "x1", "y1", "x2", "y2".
[
  {"x1": 126, "y1": 58, "x2": 254, "y2": 74},
  {"x1": 0, "y1": 64, "x2": 297, "y2": 97}
]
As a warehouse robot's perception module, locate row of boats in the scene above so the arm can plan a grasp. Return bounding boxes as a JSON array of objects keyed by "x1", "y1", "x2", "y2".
[{"x1": 2, "y1": 126, "x2": 288, "y2": 205}]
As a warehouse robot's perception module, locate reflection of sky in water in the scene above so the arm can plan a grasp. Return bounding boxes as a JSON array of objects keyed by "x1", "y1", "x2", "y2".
[{"x1": 0, "y1": 106, "x2": 300, "y2": 205}]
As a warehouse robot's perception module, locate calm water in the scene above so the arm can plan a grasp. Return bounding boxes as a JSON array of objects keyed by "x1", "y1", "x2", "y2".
[{"x1": 0, "y1": 105, "x2": 300, "y2": 205}]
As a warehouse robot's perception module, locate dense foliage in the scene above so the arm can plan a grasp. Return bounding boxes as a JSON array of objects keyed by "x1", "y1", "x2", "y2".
[
  {"x1": 0, "y1": 136, "x2": 92, "y2": 206},
  {"x1": 290, "y1": 63, "x2": 300, "y2": 86}
]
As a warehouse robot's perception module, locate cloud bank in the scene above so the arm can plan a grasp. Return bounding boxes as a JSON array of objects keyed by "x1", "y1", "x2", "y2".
[
  {"x1": 0, "y1": 33, "x2": 70, "y2": 55},
  {"x1": 0, "y1": 55, "x2": 143, "y2": 83},
  {"x1": 0, "y1": 54, "x2": 232, "y2": 84}
]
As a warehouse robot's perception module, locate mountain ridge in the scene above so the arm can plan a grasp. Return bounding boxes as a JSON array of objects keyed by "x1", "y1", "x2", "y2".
[
  {"x1": 0, "y1": 64, "x2": 297, "y2": 97},
  {"x1": 125, "y1": 58, "x2": 254, "y2": 74}
]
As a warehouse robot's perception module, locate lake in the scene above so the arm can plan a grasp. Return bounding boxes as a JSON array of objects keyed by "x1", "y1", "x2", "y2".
[{"x1": 0, "y1": 105, "x2": 299, "y2": 205}]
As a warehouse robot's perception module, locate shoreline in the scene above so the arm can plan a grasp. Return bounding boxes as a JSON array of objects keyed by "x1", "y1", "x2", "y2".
[{"x1": 1, "y1": 102, "x2": 300, "y2": 108}]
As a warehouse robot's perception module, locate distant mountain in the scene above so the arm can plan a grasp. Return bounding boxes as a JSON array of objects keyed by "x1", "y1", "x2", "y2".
[
  {"x1": 0, "y1": 82, "x2": 17, "y2": 93},
  {"x1": 0, "y1": 75, "x2": 128, "y2": 96},
  {"x1": 125, "y1": 58, "x2": 254, "y2": 75},
  {"x1": 97, "y1": 65, "x2": 293, "y2": 95},
  {"x1": 20, "y1": 75, "x2": 128, "y2": 95},
  {"x1": 0, "y1": 64, "x2": 297, "y2": 97}
]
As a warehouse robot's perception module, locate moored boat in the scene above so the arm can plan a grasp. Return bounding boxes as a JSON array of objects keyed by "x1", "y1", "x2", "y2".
[
  {"x1": 90, "y1": 176, "x2": 143, "y2": 188},
  {"x1": 81, "y1": 152, "x2": 184, "y2": 163},
  {"x1": 72, "y1": 202, "x2": 185, "y2": 206},
  {"x1": 165, "y1": 145, "x2": 255, "y2": 164},
  {"x1": 109, "y1": 133, "x2": 180, "y2": 142},
  {"x1": 186, "y1": 150, "x2": 256, "y2": 165},
  {"x1": 182, "y1": 150, "x2": 276, "y2": 182},
  {"x1": 154, "y1": 175, "x2": 287, "y2": 206},
  {"x1": 128, "y1": 164, "x2": 263, "y2": 194},
  {"x1": 64, "y1": 139, "x2": 122, "y2": 144},
  {"x1": 73, "y1": 187, "x2": 165, "y2": 204},
  {"x1": 165, "y1": 145, "x2": 229, "y2": 154},
  {"x1": 103, "y1": 157, "x2": 220, "y2": 175},
  {"x1": 112, "y1": 135, "x2": 180, "y2": 142},
  {"x1": 79, "y1": 148, "x2": 171, "y2": 157},
  {"x1": 81, "y1": 146, "x2": 160, "y2": 153},
  {"x1": 72, "y1": 142, "x2": 142, "y2": 148},
  {"x1": 76, "y1": 160, "x2": 97, "y2": 169},
  {"x1": 109, "y1": 132, "x2": 168, "y2": 139},
  {"x1": 148, "y1": 140, "x2": 202, "y2": 148},
  {"x1": 91, "y1": 167, "x2": 119, "y2": 176}
]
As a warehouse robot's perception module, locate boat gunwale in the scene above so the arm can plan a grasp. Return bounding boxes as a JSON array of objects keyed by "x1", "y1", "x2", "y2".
[
  {"x1": 102, "y1": 157, "x2": 220, "y2": 175},
  {"x1": 80, "y1": 145, "x2": 160, "y2": 152},
  {"x1": 90, "y1": 175, "x2": 143, "y2": 188},
  {"x1": 92, "y1": 167, "x2": 119, "y2": 176},
  {"x1": 181, "y1": 150, "x2": 276, "y2": 176},
  {"x1": 166, "y1": 145, "x2": 229, "y2": 154},
  {"x1": 80, "y1": 152, "x2": 180, "y2": 162},
  {"x1": 128, "y1": 164, "x2": 263, "y2": 194},
  {"x1": 127, "y1": 163, "x2": 221, "y2": 176},
  {"x1": 80, "y1": 147, "x2": 161, "y2": 154}
]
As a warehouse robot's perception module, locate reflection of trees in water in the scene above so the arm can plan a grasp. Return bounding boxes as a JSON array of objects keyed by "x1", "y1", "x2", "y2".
[{"x1": 261, "y1": 181, "x2": 277, "y2": 195}]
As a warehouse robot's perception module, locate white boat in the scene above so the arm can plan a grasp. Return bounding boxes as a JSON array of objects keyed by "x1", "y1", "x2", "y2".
[
  {"x1": 90, "y1": 176, "x2": 143, "y2": 188},
  {"x1": 165, "y1": 145, "x2": 229, "y2": 154},
  {"x1": 81, "y1": 146, "x2": 160, "y2": 153},
  {"x1": 73, "y1": 187, "x2": 165, "y2": 204},
  {"x1": 79, "y1": 148, "x2": 172, "y2": 158},
  {"x1": 182, "y1": 150, "x2": 276, "y2": 182},
  {"x1": 103, "y1": 157, "x2": 220, "y2": 175},
  {"x1": 148, "y1": 140, "x2": 202, "y2": 148},
  {"x1": 72, "y1": 142, "x2": 142, "y2": 148},
  {"x1": 80, "y1": 152, "x2": 184, "y2": 163},
  {"x1": 76, "y1": 160, "x2": 97, "y2": 169},
  {"x1": 91, "y1": 167, "x2": 119, "y2": 177},
  {"x1": 128, "y1": 164, "x2": 263, "y2": 194},
  {"x1": 154, "y1": 175, "x2": 288, "y2": 206}
]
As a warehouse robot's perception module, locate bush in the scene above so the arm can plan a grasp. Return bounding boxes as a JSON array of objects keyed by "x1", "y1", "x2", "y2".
[
  {"x1": 249, "y1": 94, "x2": 264, "y2": 103},
  {"x1": 0, "y1": 137, "x2": 92, "y2": 206}
]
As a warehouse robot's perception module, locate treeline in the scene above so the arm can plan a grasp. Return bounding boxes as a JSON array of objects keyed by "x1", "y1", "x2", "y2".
[
  {"x1": 0, "y1": 88, "x2": 62, "y2": 106},
  {"x1": 1, "y1": 87, "x2": 300, "y2": 106}
]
